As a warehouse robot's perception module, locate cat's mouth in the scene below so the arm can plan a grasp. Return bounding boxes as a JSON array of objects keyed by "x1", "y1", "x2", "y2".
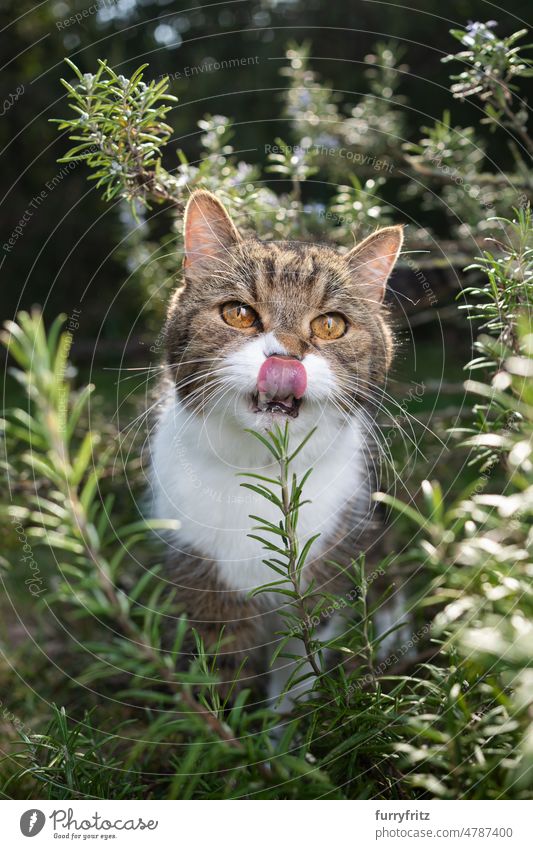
[
  {"x1": 251, "y1": 356, "x2": 306, "y2": 418},
  {"x1": 251, "y1": 391, "x2": 302, "y2": 418}
]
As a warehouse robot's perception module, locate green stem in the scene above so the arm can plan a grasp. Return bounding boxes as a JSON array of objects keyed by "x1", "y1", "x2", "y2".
[{"x1": 279, "y1": 449, "x2": 322, "y2": 678}]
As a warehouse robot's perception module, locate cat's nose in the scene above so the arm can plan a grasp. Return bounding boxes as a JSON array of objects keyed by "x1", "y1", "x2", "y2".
[{"x1": 257, "y1": 356, "x2": 307, "y2": 400}]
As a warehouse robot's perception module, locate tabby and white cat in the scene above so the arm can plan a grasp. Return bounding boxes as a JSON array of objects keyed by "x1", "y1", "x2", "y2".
[{"x1": 150, "y1": 189, "x2": 403, "y2": 709}]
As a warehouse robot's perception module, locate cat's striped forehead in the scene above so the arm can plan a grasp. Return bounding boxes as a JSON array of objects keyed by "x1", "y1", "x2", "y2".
[{"x1": 212, "y1": 239, "x2": 352, "y2": 310}]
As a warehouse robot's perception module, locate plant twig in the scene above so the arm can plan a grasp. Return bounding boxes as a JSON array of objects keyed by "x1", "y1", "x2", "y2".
[{"x1": 278, "y1": 443, "x2": 322, "y2": 678}]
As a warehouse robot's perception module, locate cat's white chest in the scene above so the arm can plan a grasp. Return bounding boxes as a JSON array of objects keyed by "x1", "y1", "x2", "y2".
[{"x1": 151, "y1": 397, "x2": 368, "y2": 597}]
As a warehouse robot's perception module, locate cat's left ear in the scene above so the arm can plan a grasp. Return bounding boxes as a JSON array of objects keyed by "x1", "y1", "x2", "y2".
[
  {"x1": 344, "y1": 225, "x2": 404, "y2": 304},
  {"x1": 183, "y1": 189, "x2": 242, "y2": 271}
]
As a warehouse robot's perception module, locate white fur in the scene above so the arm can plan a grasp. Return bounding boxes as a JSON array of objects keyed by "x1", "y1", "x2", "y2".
[
  {"x1": 150, "y1": 333, "x2": 372, "y2": 600},
  {"x1": 374, "y1": 587, "x2": 411, "y2": 658}
]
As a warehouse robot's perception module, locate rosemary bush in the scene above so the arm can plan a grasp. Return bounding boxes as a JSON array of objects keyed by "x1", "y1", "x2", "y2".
[{"x1": 1, "y1": 21, "x2": 533, "y2": 799}]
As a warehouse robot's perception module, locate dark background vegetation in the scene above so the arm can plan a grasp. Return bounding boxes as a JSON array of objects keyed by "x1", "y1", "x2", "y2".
[
  {"x1": 1, "y1": 0, "x2": 532, "y2": 800},
  {"x1": 1, "y1": 0, "x2": 531, "y2": 338}
]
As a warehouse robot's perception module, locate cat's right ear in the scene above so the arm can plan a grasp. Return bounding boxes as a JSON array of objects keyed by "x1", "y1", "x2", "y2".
[
  {"x1": 183, "y1": 190, "x2": 241, "y2": 272},
  {"x1": 344, "y1": 225, "x2": 404, "y2": 305}
]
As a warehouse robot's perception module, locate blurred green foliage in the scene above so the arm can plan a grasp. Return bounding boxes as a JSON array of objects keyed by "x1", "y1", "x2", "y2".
[
  {"x1": 1, "y1": 0, "x2": 533, "y2": 801},
  {"x1": 1, "y1": 0, "x2": 532, "y2": 334}
]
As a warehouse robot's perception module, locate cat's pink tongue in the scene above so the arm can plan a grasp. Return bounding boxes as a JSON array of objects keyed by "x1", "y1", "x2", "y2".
[{"x1": 257, "y1": 356, "x2": 307, "y2": 402}]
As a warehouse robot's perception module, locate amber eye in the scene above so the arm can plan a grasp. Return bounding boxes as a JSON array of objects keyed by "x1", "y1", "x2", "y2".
[
  {"x1": 310, "y1": 312, "x2": 347, "y2": 340},
  {"x1": 220, "y1": 301, "x2": 259, "y2": 330}
]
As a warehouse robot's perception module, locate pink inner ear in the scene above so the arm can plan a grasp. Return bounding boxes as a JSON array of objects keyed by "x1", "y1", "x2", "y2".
[
  {"x1": 183, "y1": 193, "x2": 240, "y2": 268},
  {"x1": 364, "y1": 255, "x2": 392, "y2": 292},
  {"x1": 347, "y1": 227, "x2": 403, "y2": 303},
  {"x1": 184, "y1": 221, "x2": 216, "y2": 267}
]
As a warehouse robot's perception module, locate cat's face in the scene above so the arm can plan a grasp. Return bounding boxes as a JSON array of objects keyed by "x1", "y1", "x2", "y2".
[{"x1": 164, "y1": 191, "x2": 402, "y2": 438}]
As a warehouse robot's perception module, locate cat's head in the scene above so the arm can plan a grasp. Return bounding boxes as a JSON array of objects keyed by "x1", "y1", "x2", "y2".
[{"x1": 164, "y1": 190, "x2": 402, "y2": 437}]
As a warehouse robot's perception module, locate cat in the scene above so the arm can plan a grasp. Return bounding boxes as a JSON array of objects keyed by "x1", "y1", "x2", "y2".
[{"x1": 150, "y1": 189, "x2": 404, "y2": 712}]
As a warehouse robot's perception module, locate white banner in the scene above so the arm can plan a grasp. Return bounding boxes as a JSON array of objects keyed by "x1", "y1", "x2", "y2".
[{"x1": 2, "y1": 799, "x2": 532, "y2": 848}]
